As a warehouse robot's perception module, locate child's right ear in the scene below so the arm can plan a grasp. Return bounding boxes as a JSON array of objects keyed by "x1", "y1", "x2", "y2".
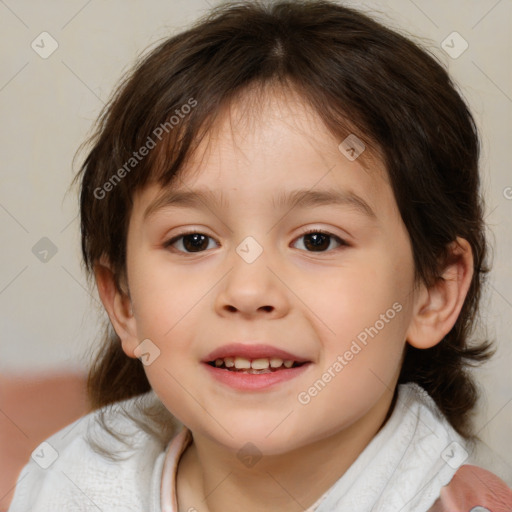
[{"x1": 93, "y1": 258, "x2": 139, "y2": 359}]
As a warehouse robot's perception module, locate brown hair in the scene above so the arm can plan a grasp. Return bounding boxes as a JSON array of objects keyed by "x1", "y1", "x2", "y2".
[{"x1": 76, "y1": 0, "x2": 493, "y2": 441}]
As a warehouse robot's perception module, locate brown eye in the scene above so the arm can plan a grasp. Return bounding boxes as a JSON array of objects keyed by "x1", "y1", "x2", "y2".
[
  {"x1": 165, "y1": 232, "x2": 217, "y2": 253},
  {"x1": 293, "y1": 230, "x2": 346, "y2": 252}
]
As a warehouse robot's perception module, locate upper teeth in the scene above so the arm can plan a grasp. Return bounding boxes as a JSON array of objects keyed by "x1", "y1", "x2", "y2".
[{"x1": 214, "y1": 357, "x2": 295, "y2": 369}]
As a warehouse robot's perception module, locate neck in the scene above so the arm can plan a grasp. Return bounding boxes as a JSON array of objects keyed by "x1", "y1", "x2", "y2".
[{"x1": 176, "y1": 389, "x2": 397, "y2": 512}]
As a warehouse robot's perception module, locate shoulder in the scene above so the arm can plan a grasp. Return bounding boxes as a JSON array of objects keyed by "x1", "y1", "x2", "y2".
[
  {"x1": 427, "y1": 464, "x2": 512, "y2": 511},
  {"x1": 8, "y1": 391, "x2": 177, "y2": 512},
  {"x1": 397, "y1": 384, "x2": 512, "y2": 511}
]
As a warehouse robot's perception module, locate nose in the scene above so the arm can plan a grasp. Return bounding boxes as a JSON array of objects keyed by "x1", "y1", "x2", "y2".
[{"x1": 214, "y1": 249, "x2": 290, "y2": 319}]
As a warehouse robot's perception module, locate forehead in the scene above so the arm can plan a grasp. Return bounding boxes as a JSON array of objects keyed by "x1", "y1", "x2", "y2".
[
  {"x1": 140, "y1": 86, "x2": 399, "y2": 223},
  {"x1": 193, "y1": 85, "x2": 384, "y2": 176}
]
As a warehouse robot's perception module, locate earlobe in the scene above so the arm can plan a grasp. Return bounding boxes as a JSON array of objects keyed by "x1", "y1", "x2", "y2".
[
  {"x1": 406, "y1": 237, "x2": 474, "y2": 350},
  {"x1": 94, "y1": 260, "x2": 139, "y2": 358}
]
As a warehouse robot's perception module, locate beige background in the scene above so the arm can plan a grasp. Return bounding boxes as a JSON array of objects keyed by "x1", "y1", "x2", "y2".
[{"x1": 1, "y1": 0, "x2": 511, "y2": 470}]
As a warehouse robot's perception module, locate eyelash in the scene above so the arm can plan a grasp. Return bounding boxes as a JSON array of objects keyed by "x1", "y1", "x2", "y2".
[{"x1": 164, "y1": 228, "x2": 348, "y2": 254}]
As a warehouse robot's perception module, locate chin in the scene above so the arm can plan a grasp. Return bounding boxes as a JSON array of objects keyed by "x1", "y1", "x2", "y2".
[{"x1": 200, "y1": 419, "x2": 308, "y2": 457}]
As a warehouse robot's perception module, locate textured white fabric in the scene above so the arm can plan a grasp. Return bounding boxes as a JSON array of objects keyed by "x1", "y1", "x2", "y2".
[
  {"x1": 312, "y1": 383, "x2": 469, "y2": 512},
  {"x1": 7, "y1": 383, "x2": 486, "y2": 512},
  {"x1": 7, "y1": 392, "x2": 171, "y2": 512},
  {"x1": 158, "y1": 383, "x2": 470, "y2": 512}
]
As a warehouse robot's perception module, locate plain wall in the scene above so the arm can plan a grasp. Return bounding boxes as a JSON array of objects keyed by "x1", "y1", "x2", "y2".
[{"x1": 1, "y1": 0, "x2": 511, "y2": 469}]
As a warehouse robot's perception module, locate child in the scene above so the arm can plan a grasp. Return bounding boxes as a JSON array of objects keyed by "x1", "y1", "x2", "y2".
[{"x1": 8, "y1": 1, "x2": 512, "y2": 510}]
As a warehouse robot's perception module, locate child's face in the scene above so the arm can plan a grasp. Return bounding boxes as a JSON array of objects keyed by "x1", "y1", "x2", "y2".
[{"x1": 122, "y1": 89, "x2": 421, "y2": 454}]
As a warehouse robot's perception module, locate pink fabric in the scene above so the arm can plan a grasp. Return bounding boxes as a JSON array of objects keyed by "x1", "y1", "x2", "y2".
[
  {"x1": 160, "y1": 427, "x2": 192, "y2": 512},
  {"x1": 428, "y1": 464, "x2": 512, "y2": 512},
  {"x1": 0, "y1": 372, "x2": 88, "y2": 512}
]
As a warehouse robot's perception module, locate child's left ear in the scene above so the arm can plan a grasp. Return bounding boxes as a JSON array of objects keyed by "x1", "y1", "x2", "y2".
[{"x1": 406, "y1": 237, "x2": 474, "y2": 349}]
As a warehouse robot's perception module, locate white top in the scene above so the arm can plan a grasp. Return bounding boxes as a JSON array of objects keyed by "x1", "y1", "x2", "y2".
[
  {"x1": 8, "y1": 391, "x2": 169, "y2": 512},
  {"x1": 7, "y1": 383, "x2": 506, "y2": 512}
]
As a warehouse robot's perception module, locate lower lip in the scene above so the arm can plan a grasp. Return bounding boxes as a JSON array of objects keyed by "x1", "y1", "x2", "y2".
[{"x1": 203, "y1": 363, "x2": 311, "y2": 391}]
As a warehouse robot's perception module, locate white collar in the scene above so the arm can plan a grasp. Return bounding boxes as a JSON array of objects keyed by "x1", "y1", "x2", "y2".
[{"x1": 158, "y1": 383, "x2": 467, "y2": 512}]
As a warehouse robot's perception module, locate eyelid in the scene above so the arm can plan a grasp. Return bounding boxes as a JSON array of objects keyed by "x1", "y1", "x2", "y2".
[
  {"x1": 298, "y1": 227, "x2": 347, "y2": 242},
  {"x1": 164, "y1": 227, "x2": 349, "y2": 254},
  {"x1": 293, "y1": 228, "x2": 349, "y2": 250},
  {"x1": 163, "y1": 228, "x2": 218, "y2": 248}
]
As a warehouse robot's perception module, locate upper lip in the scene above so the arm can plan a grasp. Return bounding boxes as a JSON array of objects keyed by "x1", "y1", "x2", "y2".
[{"x1": 202, "y1": 343, "x2": 310, "y2": 363}]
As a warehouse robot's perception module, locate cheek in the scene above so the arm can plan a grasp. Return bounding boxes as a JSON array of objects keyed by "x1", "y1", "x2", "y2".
[
  {"x1": 127, "y1": 255, "x2": 212, "y2": 387},
  {"x1": 310, "y1": 260, "x2": 411, "y2": 386},
  {"x1": 127, "y1": 253, "x2": 197, "y2": 335},
  {"x1": 141, "y1": 362, "x2": 201, "y2": 429},
  {"x1": 314, "y1": 262, "x2": 404, "y2": 334}
]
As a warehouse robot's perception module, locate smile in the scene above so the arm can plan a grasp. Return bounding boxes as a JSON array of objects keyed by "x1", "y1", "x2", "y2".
[
  {"x1": 207, "y1": 356, "x2": 305, "y2": 373},
  {"x1": 203, "y1": 359, "x2": 311, "y2": 391}
]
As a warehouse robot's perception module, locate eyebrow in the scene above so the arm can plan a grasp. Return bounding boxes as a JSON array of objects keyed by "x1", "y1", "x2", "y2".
[{"x1": 143, "y1": 186, "x2": 376, "y2": 220}]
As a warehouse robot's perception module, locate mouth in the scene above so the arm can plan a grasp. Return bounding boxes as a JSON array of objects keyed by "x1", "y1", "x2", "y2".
[
  {"x1": 206, "y1": 356, "x2": 306, "y2": 374},
  {"x1": 202, "y1": 343, "x2": 312, "y2": 390}
]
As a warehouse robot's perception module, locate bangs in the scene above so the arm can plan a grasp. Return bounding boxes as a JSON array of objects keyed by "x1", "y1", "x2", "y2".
[{"x1": 137, "y1": 77, "x2": 381, "y2": 196}]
